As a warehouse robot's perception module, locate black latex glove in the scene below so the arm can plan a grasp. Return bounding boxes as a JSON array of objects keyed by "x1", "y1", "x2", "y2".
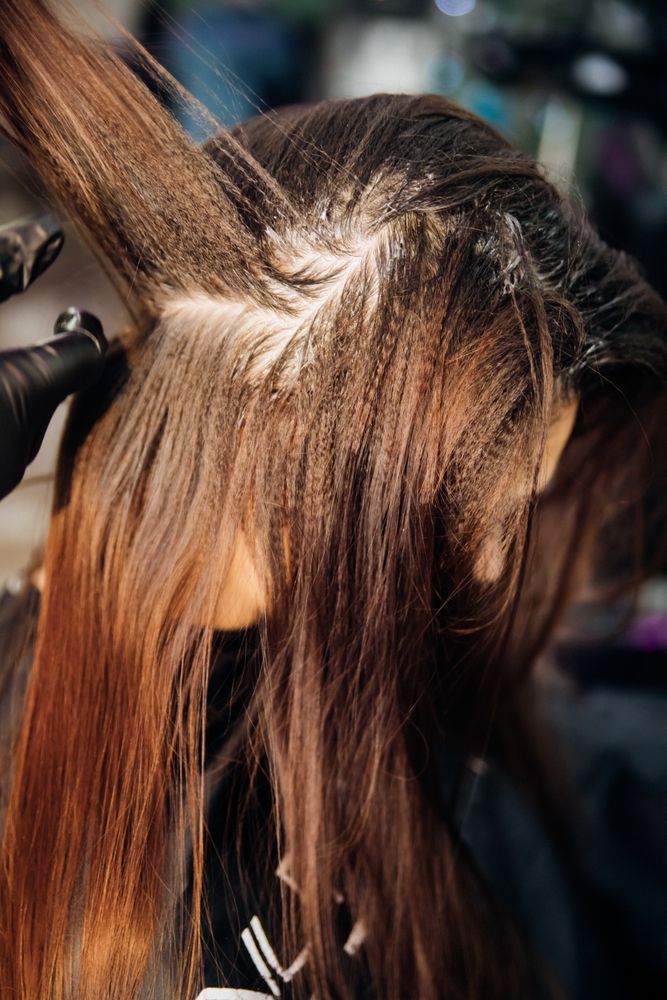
[
  {"x1": 0, "y1": 308, "x2": 107, "y2": 500},
  {"x1": 0, "y1": 214, "x2": 64, "y2": 305}
]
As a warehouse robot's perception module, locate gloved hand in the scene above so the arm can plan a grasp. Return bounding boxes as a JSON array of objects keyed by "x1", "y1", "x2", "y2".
[
  {"x1": 0, "y1": 308, "x2": 107, "y2": 500},
  {"x1": 0, "y1": 213, "x2": 107, "y2": 501}
]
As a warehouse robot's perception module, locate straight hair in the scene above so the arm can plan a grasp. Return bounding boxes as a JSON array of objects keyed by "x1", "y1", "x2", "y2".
[{"x1": 1, "y1": 2, "x2": 667, "y2": 997}]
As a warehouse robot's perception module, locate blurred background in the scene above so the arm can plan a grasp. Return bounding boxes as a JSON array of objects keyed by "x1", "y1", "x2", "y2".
[{"x1": 2, "y1": 0, "x2": 667, "y2": 625}]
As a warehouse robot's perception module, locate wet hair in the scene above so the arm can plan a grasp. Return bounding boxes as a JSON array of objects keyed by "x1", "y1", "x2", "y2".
[{"x1": 1, "y1": 2, "x2": 666, "y2": 998}]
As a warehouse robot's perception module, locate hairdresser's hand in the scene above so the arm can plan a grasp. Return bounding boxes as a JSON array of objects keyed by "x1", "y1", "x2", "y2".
[
  {"x1": 0, "y1": 309, "x2": 108, "y2": 500},
  {"x1": 0, "y1": 308, "x2": 107, "y2": 500},
  {"x1": 0, "y1": 212, "x2": 108, "y2": 500}
]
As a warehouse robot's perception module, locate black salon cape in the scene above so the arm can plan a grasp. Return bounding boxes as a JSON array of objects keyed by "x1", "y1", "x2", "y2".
[{"x1": 1, "y1": 583, "x2": 665, "y2": 999}]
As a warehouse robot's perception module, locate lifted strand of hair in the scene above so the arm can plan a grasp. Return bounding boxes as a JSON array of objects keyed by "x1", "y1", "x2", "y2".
[{"x1": 0, "y1": 0, "x2": 295, "y2": 311}]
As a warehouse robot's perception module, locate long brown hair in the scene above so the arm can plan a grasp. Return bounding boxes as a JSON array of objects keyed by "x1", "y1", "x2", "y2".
[{"x1": 1, "y1": 2, "x2": 667, "y2": 997}]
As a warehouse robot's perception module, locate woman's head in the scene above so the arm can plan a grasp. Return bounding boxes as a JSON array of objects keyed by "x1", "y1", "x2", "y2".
[
  {"x1": 169, "y1": 93, "x2": 666, "y2": 630},
  {"x1": 1, "y1": 4, "x2": 667, "y2": 999}
]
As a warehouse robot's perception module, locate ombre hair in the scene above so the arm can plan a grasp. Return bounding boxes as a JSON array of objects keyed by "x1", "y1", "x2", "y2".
[{"x1": 1, "y1": 2, "x2": 667, "y2": 998}]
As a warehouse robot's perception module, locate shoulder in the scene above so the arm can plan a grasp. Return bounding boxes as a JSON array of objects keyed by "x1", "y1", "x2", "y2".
[
  {"x1": 545, "y1": 677, "x2": 667, "y2": 981},
  {"x1": 445, "y1": 668, "x2": 667, "y2": 997}
]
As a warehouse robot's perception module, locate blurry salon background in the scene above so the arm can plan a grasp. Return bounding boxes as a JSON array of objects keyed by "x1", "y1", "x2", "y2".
[{"x1": 2, "y1": 0, "x2": 667, "y2": 659}]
